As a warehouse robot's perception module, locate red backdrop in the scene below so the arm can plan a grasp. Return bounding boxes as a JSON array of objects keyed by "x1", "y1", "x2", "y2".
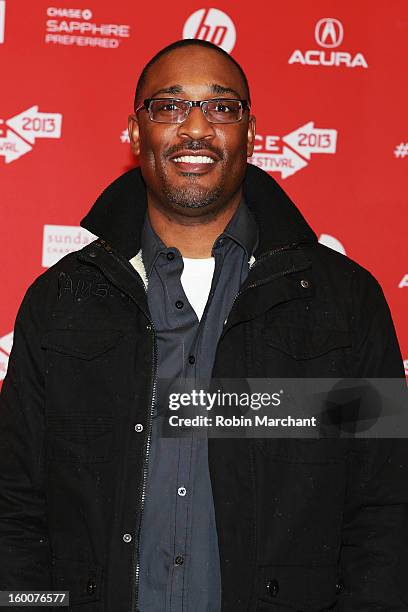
[{"x1": 1, "y1": 0, "x2": 407, "y2": 381}]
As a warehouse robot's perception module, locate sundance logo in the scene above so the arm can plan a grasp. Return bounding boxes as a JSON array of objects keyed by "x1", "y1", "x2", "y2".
[
  {"x1": 0, "y1": 331, "x2": 13, "y2": 382},
  {"x1": 42, "y1": 225, "x2": 96, "y2": 268},
  {"x1": 249, "y1": 122, "x2": 337, "y2": 179},
  {"x1": 0, "y1": 106, "x2": 63, "y2": 164},
  {"x1": 289, "y1": 17, "x2": 368, "y2": 69},
  {"x1": 183, "y1": 8, "x2": 236, "y2": 53}
]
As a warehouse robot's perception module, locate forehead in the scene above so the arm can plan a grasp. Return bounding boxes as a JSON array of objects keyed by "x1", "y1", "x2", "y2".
[{"x1": 141, "y1": 46, "x2": 246, "y2": 97}]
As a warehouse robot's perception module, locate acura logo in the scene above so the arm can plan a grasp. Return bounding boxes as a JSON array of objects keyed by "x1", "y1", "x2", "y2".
[{"x1": 315, "y1": 18, "x2": 344, "y2": 48}]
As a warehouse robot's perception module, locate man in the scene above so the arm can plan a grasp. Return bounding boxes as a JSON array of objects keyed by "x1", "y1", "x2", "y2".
[{"x1": 0, "y1": 39, "x2": 407, "y2": 612}]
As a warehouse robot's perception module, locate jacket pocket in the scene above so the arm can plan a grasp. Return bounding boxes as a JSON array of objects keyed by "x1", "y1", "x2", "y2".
[
  {"x1": 41, "y1": 329, "x2": 123, "y2": 360},
  {"x1": 51, "y1": 558, "x2": 103, "y2": 606},
  {"x1": 42, "y1": 329, "x2": 124, "y2": 462},
  {"x1": 265, "y1": 326, "x2": 351, "y2": 360},
  {"x1": 46, "y1": 430, "x2": 117, "y2": 463},
  {"x1": 255, "y1": 565, "x2": 338, "y2": 611}
]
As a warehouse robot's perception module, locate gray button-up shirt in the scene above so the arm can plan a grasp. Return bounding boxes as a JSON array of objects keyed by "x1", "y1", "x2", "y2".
[{"x1": 137, "y1": 200, "x2": 258, "y2": 612}]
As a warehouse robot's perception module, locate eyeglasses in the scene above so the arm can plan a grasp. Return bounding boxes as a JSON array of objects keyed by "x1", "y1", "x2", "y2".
[{"x1": 134, "y1": 98, "x2": 250, "y2": 124}]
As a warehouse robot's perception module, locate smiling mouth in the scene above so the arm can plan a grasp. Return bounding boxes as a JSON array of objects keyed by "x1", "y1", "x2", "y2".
[
  {"x1": 169, "y1": 152, "x2": 218, "y2": 174},
  {"x1": 172, "y1": 155, "x2": 215, "y2": 164}
]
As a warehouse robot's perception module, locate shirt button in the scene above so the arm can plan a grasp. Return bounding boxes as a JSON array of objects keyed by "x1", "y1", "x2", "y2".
[
  {"x1": 336, "y1": 580, "x2": 344, "y2": 594},
  {"x1": 86, "y1": 579, "x2": 96, "y2": 595},
  {"x1": 188, "y1": 355, "x2": 195, "y2": 365},
  {"x1": 134, "y1": 423, "x2": 144, "y2": 433},
  {"x1": 167, "y1": 252, "x2": 175, "y2": 261},
  {"x1": 123, "y1": 533, "x2": 132, "y2": 543},
  {"x1": 175, "y1": 300, "x2": 184, "y2": 309},
  {"x1": 177, "y1": 486, "x2": 187, "y2": 496},
  {"x1": 300, "y1": 279, "x2": 309, "y2": 288},
  {"x1": 267, "y1": 578, "x2": 279, "y2": 597},
  {"x1": 174, "y1": 555, "x2": 184, "y2": 566}
]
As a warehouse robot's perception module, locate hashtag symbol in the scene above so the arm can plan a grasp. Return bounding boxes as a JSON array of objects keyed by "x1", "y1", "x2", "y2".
[
  {"x1": 394, "y1": 142, "x2": 408, "y2": 158},
  {"x1": 120, "y1": 129, "x2": 130, "y2": 144}
]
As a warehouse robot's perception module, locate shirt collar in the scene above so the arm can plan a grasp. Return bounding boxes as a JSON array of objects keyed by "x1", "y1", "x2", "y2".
[
  {"x1": 141, "y1": 214, "x2": 168, "y2": 278},
  {"x1": 141, "y1": 198, "x2": 259, "y2": 278},
  {"x1": 81, "y1": 164, "x2": 318, "y2": 261},
  {"x1": 220, "y1": 198, "x2": 258, "y2": 258}
]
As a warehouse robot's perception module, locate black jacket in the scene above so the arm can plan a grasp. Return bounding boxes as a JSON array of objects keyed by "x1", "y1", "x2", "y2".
[{"x1": 0, "y1": 164, "x2": 407, "y2": 612}]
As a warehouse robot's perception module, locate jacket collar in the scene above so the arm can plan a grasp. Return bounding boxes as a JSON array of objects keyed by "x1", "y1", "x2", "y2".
[{"x1": 80, "y1": 163, "x2": 317, "y2": 260}]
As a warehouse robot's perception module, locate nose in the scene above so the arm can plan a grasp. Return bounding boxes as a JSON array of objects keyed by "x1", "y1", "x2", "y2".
[{"x1": 177, "y1": 105, "x2": 216, "y2": 141}]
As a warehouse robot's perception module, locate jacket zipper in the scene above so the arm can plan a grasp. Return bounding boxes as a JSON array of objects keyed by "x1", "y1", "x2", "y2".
[
  {"x1": 102, "y1": 251, "x2": 157, "y2": 612},
  {"x1": 133, "y1": 325, "x2": 157, "y2": 612},
  {"x1": 80, "y1": 244, "x2": 157, "y2": 612}
]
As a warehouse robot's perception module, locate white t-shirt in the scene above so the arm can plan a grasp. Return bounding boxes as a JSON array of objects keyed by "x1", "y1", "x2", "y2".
[{"x1": 181, "y1": 257, "x2": 215, "y2": 321}]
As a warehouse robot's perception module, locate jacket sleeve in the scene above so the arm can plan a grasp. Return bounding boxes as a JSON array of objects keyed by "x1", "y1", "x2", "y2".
[
  {"x1": 0, "y1": 280, "x2": 52, "y2": 589},
  {"x1": 338, "y1": 271, "x2": 408, "y2": 610}
]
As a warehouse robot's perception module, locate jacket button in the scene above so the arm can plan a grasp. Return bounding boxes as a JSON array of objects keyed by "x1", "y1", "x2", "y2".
[
  {"x1": 89, "y1": 251, "x2": 97, "y2": 258},
  {"x1": 146, "y1": 324, "x2": 152, "y2": 331},
  {"x1": 300, "y1": 279, "x2": 309, "y2": 288},
  {"x1": 267, "y1": 579, "x2": 279, "y2": 597},
  {"x1": 135, "y1": 423, "x2": 144, "y2": 432},
  {"x1": 86, "y1": 579, "x2": 96, "y2": 595},
  {"x1": 336, "y1": 580, "x2": 344, "y2": 594},
  {"x1": 174, "y1": 555, "x2": 184, "y2": 565},
  {"x1": 175, "y1": 300, "x2": 184, "y2": 309},
  {"x1": 123, "y1": 533, "x2": 132, "y2": 543}
]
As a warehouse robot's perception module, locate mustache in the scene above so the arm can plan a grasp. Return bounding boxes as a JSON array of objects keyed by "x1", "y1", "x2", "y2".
[{"x1": 164, "y1": 140, "x2": 223, "y2": 160}]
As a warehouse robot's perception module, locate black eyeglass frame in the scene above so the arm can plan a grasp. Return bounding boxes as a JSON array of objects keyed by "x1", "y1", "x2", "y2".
[{"x1": 134, "y1": 97, "x2": 251, "y2": 124}]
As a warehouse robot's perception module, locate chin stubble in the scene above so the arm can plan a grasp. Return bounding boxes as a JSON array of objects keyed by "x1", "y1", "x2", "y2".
[
  {"x1": 162, "y1": 180, "x2": 224, "y2": 209},
  {"x1": 159, "y1": 160, "x2": 225, "y2": 210},
  {"x1": 159, "y1": 140, "x2": 226, "y2": 210}
]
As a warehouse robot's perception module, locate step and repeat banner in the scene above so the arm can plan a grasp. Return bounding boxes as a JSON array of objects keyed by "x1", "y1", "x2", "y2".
[{"x1": 0, "y1": 1, "x2": 407, "y2": 380}]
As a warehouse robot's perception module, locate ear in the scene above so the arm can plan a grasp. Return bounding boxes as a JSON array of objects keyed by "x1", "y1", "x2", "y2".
[
  {"x1": 128, "y1": 114, "x2": 141, "y2": 156},
  {"x1": 246, "y1": 114, "x2": 256, "y2": 158},
  {"x1": 247, "y1": 115, "x2": 256, "y2": 157}
]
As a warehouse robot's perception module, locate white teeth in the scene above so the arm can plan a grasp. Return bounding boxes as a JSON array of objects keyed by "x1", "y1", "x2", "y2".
[{"x1": 172, "y1": 155, "x2": 215, "y2": 164}]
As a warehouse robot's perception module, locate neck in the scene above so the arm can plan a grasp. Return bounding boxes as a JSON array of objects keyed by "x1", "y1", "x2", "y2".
[{"x1": 147, "y1": 191, "x2": 242, "y2": 258}]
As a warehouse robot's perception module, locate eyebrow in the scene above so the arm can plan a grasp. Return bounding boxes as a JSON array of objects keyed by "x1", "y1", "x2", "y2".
[
  {"x1": 150, "y1": 85, "x2": 184, "y2": 98},
  {"x1": 149, "y1": 83, "x2": 244, "y2": 99},
  {"x1": 210, "y1": 83, "x2": 243, "y2": 98}
]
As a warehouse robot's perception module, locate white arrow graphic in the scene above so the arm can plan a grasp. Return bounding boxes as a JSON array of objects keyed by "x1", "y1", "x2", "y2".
[
  {"x1": 6, "y1": 106, "x2": 62, "y2": 144},
  {"x1": 0, "y1": 332, "x2": 13, "y2": 355},
  {"x1": 282, "y1": 122, "x2": 337, "y2": 160},
  {"x1": 0, "y1": 129, "x2": 32, "y2": 163},
  {"x1": 0, "y1": 331, "x2": 13, "y2": 382},
  {"x1": 249, "y1": 146, "x2": 308, "y2": 179},
  {"x1": 0, "y1": 352, "x2": 8, "y2": 381}
]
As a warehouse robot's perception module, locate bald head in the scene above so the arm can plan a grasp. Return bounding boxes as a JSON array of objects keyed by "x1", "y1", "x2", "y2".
[{"x1": 134, "y1": 39, "x2": 250, "y2": 109}]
